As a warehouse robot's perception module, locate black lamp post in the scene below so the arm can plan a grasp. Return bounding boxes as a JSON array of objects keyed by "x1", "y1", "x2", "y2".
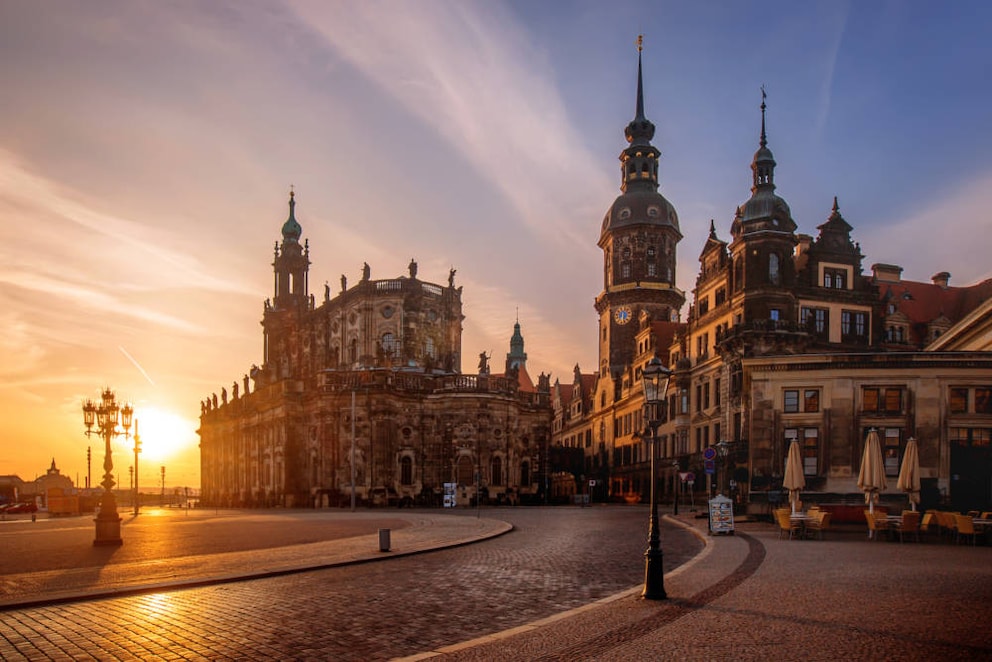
[
  {"x1": 716, "y1": 439, "x2": 731, "y2": 496},
  {"x1": 641, "y1": 356, "x2": 672, "y2": 600},
  {"x1": 82, "y1": 388, "x2": 133, "y2": 546},
  {"x1": 133, "y1": 419, "x2": 142, "y2": 516}
]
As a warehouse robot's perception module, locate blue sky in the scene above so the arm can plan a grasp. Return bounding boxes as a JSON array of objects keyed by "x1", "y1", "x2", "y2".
[{"x1": 1, "y1": 1, "x2": 990, "y2": 483}]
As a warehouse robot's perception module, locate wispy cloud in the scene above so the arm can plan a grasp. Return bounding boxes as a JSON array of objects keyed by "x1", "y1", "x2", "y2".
[
  {"x1": 120, "y1": 346, "x2": 156, "y2": 386},
  {"x1": 288, "y1": 1, "x2": 613, "y2": 253},
  {"x1": 813, "y1": 6, "x2": 849, "y2": 140},
  {"x1": 0, "y1": 151, "x2": 253, "y2": 295}
]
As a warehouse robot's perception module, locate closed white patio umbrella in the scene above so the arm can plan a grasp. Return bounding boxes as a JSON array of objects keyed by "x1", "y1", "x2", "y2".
[
  {"x1": 783, "y1": 439, "x2": 805, "y2": 515},
  {"x1": 857, "y1": 428, "x2": 887, "y2": 514},
  {"x1": 896, "y1": 437, "x2": 921, "y2": 511}
]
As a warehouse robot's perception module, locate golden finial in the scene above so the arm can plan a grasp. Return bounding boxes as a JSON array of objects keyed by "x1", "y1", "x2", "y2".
[{"x1": 637, "y1": 34, "x2": 643, "y2": 53}]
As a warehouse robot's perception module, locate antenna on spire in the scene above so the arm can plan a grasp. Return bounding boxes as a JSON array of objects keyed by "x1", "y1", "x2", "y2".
[{"x1": 634, "y1": 35, "x2": 646, "y2": 120}]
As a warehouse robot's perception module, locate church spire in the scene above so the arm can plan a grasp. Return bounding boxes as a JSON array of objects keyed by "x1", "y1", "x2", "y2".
[
  {"x1": 281, "y1": 187, "x2": 302, "y2": 243},
  {"x1": 505, "y1": 317, "x2": 527, "y2": 373},
  {"x1": 634, "y1": 35, "x2": 646, "y2": 122},
  {"x1": 621, "y1": 35, "x2": 659, "y2": 193},
  {"x1": 751, "y1": 87, "x2": 776, "y2": 193}
]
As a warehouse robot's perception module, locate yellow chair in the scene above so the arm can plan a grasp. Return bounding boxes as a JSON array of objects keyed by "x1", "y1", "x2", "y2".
[
  {"x1": 865, "y1": 510, "x2": 889, "y2": 541},
  {"x1": 805, "y1": 511, "x2": 831, "y2": 540},
  {"x1": 920, "y1": 512, "x2": 936, "y2": 542},
  {"x1": 954, "y1": 514, "x2": 978, "y2": 545},
  {"x1": 938, "y1": 511, "x2": 959, "y2": 540},
  {"x1": 895, "y1": 511, "x2": 920, "y2": 543},
  {"x1": 776, "y1": 509, "x2": 801, "y2": 540}
]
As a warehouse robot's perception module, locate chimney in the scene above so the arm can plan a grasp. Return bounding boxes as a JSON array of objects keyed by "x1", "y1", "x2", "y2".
[
  {"x1": 871, "y1": 263, "x2": 903, "y2": 283},
  {"x1": 931, "y1": 271, "x2": 951, "y2": 289}
]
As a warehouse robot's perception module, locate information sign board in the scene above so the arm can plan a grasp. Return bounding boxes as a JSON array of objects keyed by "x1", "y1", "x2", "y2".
[{"x1": 708, "y1": 494, "x2": 735, "y2": 535}]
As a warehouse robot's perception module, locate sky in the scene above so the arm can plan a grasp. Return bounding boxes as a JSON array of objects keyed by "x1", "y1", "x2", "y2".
[{"x1": 1, "y1": 1, "x2": 990, "y2": 489}]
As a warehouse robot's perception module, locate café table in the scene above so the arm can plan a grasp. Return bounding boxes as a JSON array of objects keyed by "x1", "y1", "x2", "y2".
[{"x1": 789, "y1": 512, "x2": 816, "y2": 538}]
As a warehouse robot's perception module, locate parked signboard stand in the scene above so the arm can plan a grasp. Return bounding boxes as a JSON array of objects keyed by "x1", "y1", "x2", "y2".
[{"x1": 708, "y1": 494, "x2": 735, "y2": 535}]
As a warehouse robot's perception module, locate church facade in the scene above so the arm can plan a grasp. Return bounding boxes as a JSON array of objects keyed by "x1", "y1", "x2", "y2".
[
  {"x1": 552, "y1": 49, "x2": 992, "y2": 513},
  {"x1": 198, "y1": 194, "x2": 551, "y2": 508}
]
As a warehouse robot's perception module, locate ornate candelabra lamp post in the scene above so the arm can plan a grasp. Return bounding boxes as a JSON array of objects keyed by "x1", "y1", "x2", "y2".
[
  {"x1": 640, "y1": 356, "x2": 672, "y2": 600},
  {"x1": 133, "y1": 419, "x2": 142, "y2": 516},
  {"x1": 82, "y1": 388, "x2": 133, "y2": 546}
]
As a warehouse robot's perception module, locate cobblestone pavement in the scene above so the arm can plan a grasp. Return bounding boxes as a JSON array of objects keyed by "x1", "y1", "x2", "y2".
[
  {"x1": 423, "y1": 517, "x2": 992, "y2": 662},
  {"x1": 0, "y1": 506, "x2": 701, "y2": 660}
]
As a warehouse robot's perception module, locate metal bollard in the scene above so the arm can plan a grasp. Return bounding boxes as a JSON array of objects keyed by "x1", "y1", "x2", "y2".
[{"x1": 378, "y1": 528, "x2": 391, "y2": 552}]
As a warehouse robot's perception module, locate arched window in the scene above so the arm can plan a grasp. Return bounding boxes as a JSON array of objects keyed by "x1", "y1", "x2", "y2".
[
  {"x1": 769, "y1": 253, "x2": 780, "y2": 285},
  {"x1": 400, "y1": 456, "x2": 413, "y2": 485},
  {"x1": 520, "y1": 461, "x2": 530, "y2": 487},
  {"x1": 381, "y1": 332, "x2": 399, "y2": 357},
  {"x1": 349, "y1": 338, "x2": 358, "y2": 362},
  {"x1": 424, "y1": 337, "x2": 436, "y2": 359},
  {"x1": 491, "y1": 456, "x2": 503, "y2": 486}
]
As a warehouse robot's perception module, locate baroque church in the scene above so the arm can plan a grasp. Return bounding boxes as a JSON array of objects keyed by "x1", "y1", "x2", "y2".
[
  {"x1": 197, "y1": 193, "x2": 551, "y2": 508},
  {"x1": 551, "y1": 47, "x2": 992, "y2": 515}
]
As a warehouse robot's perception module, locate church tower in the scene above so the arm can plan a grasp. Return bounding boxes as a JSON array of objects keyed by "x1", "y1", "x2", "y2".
[
  {"x1": 727, "y1": 92, "x2": 798, "y2": 326},
  {"x1": 594, "y1": 38, "x2": 685, "y2": 379},
  {"x1": 505, "y1": 316, "x2": 528, "y2": 373},
  {"x1": 261, "y1": 190, "x2": 312, "y2": 381}
]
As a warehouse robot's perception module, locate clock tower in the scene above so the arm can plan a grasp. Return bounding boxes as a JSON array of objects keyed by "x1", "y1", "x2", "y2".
[{"x1": 594, "y1": 39, "x2": 685, "y2": 378}]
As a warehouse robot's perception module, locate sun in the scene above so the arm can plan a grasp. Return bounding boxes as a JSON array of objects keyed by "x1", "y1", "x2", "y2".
[{"x1": 131, "y1": 406, "x2": 198, "y2": 462}]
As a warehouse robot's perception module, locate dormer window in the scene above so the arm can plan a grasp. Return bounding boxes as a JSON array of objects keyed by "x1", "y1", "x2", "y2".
[{"x1": 824, "y1": 267, "x2": 847, "y2": 289}]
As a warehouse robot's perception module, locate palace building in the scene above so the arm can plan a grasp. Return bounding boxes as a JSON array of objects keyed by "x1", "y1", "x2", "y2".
[
  {"x1": 197, "y1": 194, "x2": 551, "y2": 508},
  {"x1": 552, "y1": 48, "x2": 992, "y2": 514}
]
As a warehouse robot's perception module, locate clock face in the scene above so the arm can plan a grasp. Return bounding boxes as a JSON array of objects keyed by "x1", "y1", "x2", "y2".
[{"x1": 614, "y1": 306, "x2": 632, "y2": 325}]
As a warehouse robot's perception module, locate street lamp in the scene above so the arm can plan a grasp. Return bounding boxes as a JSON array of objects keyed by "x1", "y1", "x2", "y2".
[
  {"x1": 82, "y1": 388, "x2": 133, "y2": 546},
  {"x1": 640, "y1": 356, "x2": 672, "y2": 600},
  {"x1": 133, "y1": 419, "x2": 142, "y2": 516},
  {"x1": 716, "y1": 439, "x2": 731, "y2": 497}
]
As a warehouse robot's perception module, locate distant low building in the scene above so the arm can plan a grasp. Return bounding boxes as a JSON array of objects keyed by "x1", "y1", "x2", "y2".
[{"x1": 0, "y1": 474, "x2": 26, "y2": 505}]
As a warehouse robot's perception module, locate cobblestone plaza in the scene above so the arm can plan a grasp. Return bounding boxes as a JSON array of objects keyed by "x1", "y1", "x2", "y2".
[{"x1": 1, "y1": 507, "x2": 990, "y2": 660}]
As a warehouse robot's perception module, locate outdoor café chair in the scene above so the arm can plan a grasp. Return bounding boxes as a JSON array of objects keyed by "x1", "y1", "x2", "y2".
[
  {"x1": 896, "y1": 511, "x2": 920, "y2": 543},
  {"x1": 954, "y1": 514, "x2": 978, "y2": 545},
  {"x1": 864, "y1": 510, "x2": 889, "y2": 541},
  {"x1": 776, "y1": 509, "x2": 801, "y2": 540},
  {"x1": 920, "y1": 512, "x2": 936, "y2": 542},
  {"x1": 804, "y1": 511, "x2": 830, "y2": 540}
]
